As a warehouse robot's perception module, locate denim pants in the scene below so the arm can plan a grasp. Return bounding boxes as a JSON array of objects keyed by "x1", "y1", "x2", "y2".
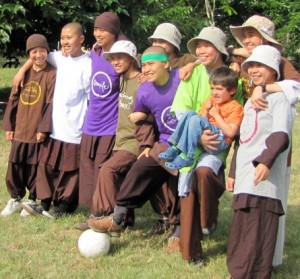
[{"x1": 168, "y1": 111, "x2": 228, "y2": 158}]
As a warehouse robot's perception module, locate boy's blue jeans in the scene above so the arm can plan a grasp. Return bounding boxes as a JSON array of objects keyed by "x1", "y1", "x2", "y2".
[{"x1": 168, "y1": 111, "x2": 228, "y2": 159}]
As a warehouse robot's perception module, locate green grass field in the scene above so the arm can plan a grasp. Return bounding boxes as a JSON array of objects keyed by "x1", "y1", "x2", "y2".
[{"x1": 0, "y1": 67, "x2": 299, "y2": 279}]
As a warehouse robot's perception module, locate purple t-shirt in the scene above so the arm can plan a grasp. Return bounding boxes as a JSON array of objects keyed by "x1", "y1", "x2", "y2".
[
  {"x1": 134, "y1": 69, "x2": 180, "y2": 145},
  {"x1": 82, "y1": 49, "x2": 120, "y2": 136}
]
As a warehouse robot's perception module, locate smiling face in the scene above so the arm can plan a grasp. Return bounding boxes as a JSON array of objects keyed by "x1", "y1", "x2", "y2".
[
  {"x1": 60, "y1": 26, "x2": 84, "y2": 57},
  {"x1": 241, "y1": 27, "x2": 267, "y2": 54},
  {"x1": 247, "y1": 62, "x2": 277, "y2": 85},
  {"x1": 29, "y1": 47, "x2": 48, "y2": 69},
  {"x1": 93, "y1": 28, "x2": 116, "y2": 51},
  {"x1": 210, "y1": 83, "x2": 235, "y2": 104},
  {"x1": 110, "y1": 53, "x2": 132, "y2": 74},
  {"x1": 141, "y1": 60, "x2": 169, "y2": 85},
  {"x1": 195, "y1": 40, "x2": 221, "y2": 67}
]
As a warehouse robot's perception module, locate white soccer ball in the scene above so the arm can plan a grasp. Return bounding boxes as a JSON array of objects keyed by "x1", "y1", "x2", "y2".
[{"x1": 78, "y1": 229, "x2": 110, "y2": 258}]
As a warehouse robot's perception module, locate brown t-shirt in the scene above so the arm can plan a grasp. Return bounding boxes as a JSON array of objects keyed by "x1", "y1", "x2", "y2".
[{"x1": 2, "y1": 63, "x2": 56, "y2": 143}]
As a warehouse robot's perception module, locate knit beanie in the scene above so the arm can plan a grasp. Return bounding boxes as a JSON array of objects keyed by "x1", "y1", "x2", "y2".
[
  {"x1": 26, "y1": 34, "x2": 50, "y2": 55},
  {"x1": 94, "y1": 11, "x2": 120, "y2": 37}
]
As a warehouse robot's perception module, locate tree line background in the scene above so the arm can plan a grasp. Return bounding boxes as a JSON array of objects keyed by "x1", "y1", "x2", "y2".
[{"x1": 0, "y1": 0, "x2": 299, "y2": 68}]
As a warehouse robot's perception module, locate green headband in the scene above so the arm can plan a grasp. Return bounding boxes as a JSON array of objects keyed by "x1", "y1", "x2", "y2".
[{"x1": 141, "y1": 53, "x2": 169, "y2": 63}]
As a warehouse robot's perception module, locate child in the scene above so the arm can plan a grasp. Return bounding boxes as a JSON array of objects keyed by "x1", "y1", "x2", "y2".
[
  {"x1": 159, "y1": 67, "x2": 243, "y2": 170},
  {"x1": 17, "y1": 23, "x2": 91, "y2": 217},
  {"x1": 1, "y1": 34, "x2": 56, "y2": 217},
  {"x1": 226, "y1": 45, "x2": 294, "y2": 279}
]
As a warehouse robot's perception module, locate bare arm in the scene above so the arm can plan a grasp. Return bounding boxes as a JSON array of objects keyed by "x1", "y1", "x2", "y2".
[
  {"x1": 129, "y1": 112, "x2": 147, "y2": 123},
  {"x1": 179, "y1": 60, "x2": 201, "y2": 81},
  {"x1": 251, "y1": 81, "x2": 300, "y2": 110},
  {"x1": 208, "y1": 106, "x2": 239, "y2": 138},
  {"x1": 12, "y1": 59, "x2": 33, "y2": 92}
]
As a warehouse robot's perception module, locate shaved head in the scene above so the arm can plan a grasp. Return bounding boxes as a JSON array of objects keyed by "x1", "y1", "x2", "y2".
[
  {"x1": 143, "y1": 46, "x2": 167, "y2": 56},
  {"x1": 62, "y1": 22, "x2": 84, "y2": 36}
]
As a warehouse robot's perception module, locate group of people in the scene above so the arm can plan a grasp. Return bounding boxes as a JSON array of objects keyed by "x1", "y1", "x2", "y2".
[{"x1": 1, "y1": 10, "x2": 299, "y2": 278}]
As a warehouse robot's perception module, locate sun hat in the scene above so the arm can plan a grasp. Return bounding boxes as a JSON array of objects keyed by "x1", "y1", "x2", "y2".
[
  {"x1": 230, "y1": 15, "x2": 282, "y2": 51},
  {"x1": 187, "y1": 26, "x2": 228, "y2": 60},
  {"x1": 26, "y1": 34, "x2": 50, "y2": 55},
  {"x1": 102, "y1": 40, "x2": 140, "y2": 68},
  {"x1": 148, "y1": 23, "x2": 182, "y2": 51},
  {"x1": 241, "y1": 45, "x2": 281, "y2": 80},
  {"x1": 94, "y1": 11, "x2": 120, "y2": 36}
]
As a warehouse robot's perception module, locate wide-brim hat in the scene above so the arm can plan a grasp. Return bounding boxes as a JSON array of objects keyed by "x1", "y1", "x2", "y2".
[
  {"x1": 242, "y1": 45, "x2": 281, "y2": 80},
  {"x1": 230, "y1": 15, "x2": 282, "y2": 51},
  {"x1": 148, "y1": 23, "x2": 182, "y2": 51},
  {"x1": 187, "y1": 26, "x2": 228, "y2": 60},
  {"x1": 103, "y1": 40, "x2": 140, "y2": 68}
]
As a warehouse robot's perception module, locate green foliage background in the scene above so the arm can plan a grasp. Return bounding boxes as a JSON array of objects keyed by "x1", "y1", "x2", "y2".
[{"x1": 0, "y1": 0, "x2": 299, "y2": 66}]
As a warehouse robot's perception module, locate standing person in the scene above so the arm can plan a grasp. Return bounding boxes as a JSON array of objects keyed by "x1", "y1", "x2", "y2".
[
  {"x1": 226, "y1": 45, "x2": 294, "y2": 279},
  {"x1": 15, "y1": 23, "x2": 91, "y2": 217},
  {"x1": 228, "y1": 15, "x2": 300, "y2": 267},
  {"x1": 229, "y1": 15, "x2": 300, "y2": 103},
  {"x1": 79, "y1": 11, "x2": 124, "y2": 209},
  {"x1": 160, "y1": 67, "x2": 243, "y2": 170},
  {"x1": 87, "y1": 46, "x2": 181, "y2": 245},
  {"x1": 171, "y1": 26, "x2": 244, "y2": 264},
  {"x1": 75, "y1": 40, "x2": 140, "y2": 230},
  {"x1": 1, "y1": 34, "x2": 56, "y2": 217}
]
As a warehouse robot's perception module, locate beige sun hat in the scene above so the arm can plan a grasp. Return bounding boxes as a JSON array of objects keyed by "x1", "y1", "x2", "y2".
[
  {"x1": 230, "y1": 15, "x2": 282, "y2": 51},
  {"x1": 187, "y1": 26, "x2": 228, "y2": 60},
  {"x1": 241, "y1": 45, "x2": 281, "y2": 80},
  {"x1": 148, "y1": 23, "x2": 182, "y2": 51},
  {"x1": 103, "y1": 40, "x2": 140, "y2": 68}
]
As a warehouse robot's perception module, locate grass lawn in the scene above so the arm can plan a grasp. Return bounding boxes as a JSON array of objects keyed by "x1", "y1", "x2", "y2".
[{"x1": 0, "y1": 66, "x2": 299, "y2": 279}]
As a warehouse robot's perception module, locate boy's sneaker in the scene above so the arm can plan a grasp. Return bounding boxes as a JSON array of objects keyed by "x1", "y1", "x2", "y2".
[
  {"x1": 21, "y1": 201, "x2": 54, "y2": 219},
  {"x1": 20, "y1": 209, "x2": 31, "y2": 218},
  {"x1": 1, "y1": 198, "x2": 22, "y2": 217},
  {"x1": 88, "y1": 216, "x2": 123, "y2": 237}
]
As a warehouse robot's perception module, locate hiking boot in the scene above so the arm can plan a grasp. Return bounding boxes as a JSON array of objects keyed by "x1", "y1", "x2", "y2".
[
  {"x1": 21, "y1": 201, "x2": 54, "y2": 219},
  {"x1": 1, "y1": 198, "x2": 22, "y2": 216},
  {"x1": 164, "y1": 237, "x2": 180, "y2": 253},
  {"x1": 202, "y1": 222, "x2": 217, "y2": 236},
  {"x1": 74, "y1": 214, "x2": 104, "y2": 231},
  {"x1": 88, "y1": 216, "x2": 123, "y2": 237}
]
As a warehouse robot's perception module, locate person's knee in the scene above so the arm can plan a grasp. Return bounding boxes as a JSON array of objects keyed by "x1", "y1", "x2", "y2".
[{"x1": 196, "y1": 166, "x2": 213, "y2": 178}]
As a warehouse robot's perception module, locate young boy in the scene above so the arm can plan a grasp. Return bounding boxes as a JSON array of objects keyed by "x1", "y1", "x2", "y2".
[
  {"x1": 75, "y1": 40, "x2": 141, "y2": 230},
  {"x1": 1, "y1": 34, "x2": 56, "y2": 217},
  {"x1": 17, "y1": 23, "x2": 91, "y2": 217},
  {"x1": 159, "y1": 67, "x2": 243, "y2": 170},
  {"x1": 226, "y1": 45, "x2": 294, "y2": 279}
]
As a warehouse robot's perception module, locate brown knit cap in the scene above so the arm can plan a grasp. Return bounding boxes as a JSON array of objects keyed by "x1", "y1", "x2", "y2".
[
  {"x1": 26, "y1": 34, "x2": 50, "y2": 55},
  {"x1": 94, "y1": 11, "x2": 120, "y2": 36}
]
